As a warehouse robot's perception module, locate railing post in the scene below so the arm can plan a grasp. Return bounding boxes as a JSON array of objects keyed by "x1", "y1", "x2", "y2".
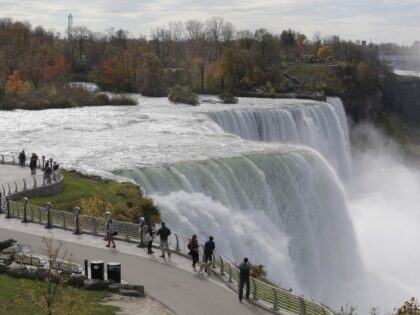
[
  {"x1": 299, "y1": 297, "x2": 306, "y2": 315},
  {"x1": 12, "y1": 156, "x2": 15, "y2": 165},
  {"x1": 220, "y1": 256, "x2": 225, "y2": 275},
  {"x1": 7, "y1": 183, "x2": 11, "y2": 194},
  {"x1": 33, "y1": 176, "x2": 37, "y2": 188},
  {"x1": 272, "y1": 288, "x2": 279, "y2": 311},
  {"x1": 44, "y1": 202, "x2": 52, "y2": 229},
  {"x1": 1, "y1": 155, "x2": 4, "y2": 163},
  {"x1": 42, "y1": 156, "x2": 45, "y2": 170},
  {"x1": 22, "y1": 197, "x2": 28, "y2": 223},
  {"x1": 73, "y1": 207, "x2": 81, "y2": 235},
  {"x1": 14, "y1": 181, "x2": 17, "y2": 193},
  {"x1": 5, "y1": 194, "x2": 11, "y2": 219},
  {"x1": 252, "y1": 278, "x2": 258, "y2": 301},
  {"x1": 0, "y1": 192, "x2": 2, "y2": 213},
  {"x1": 175, "y1": 234, "x2": 180, "y2": 251},
  {"x1": 23, "y1": 179, "x2": 27, "y2": 191},
  {"x1": 228, "y1": 263, "x2": 233, "y2": 283},
  {"x1": 125, "y1": 223, "x2": 130, "y2": 241}
]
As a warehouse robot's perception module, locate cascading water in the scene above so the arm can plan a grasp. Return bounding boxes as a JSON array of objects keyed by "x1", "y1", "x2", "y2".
[
  {"x1": 207, "y1": 98, "x2": 351, "y2": 178},
  {"x1": 118, "y1": 147, "x2": 361, "y2": 304}
]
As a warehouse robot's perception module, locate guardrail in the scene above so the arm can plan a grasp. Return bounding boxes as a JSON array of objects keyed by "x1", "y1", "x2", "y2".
[
  {"x1": 0, "y1": 158, "x2": 333, "y2": 315},
  {"x1": 0, "y1": 154, "x2": 63, "y2": 203}
]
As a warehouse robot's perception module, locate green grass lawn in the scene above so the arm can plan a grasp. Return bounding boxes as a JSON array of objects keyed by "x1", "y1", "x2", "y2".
[
  {"x1": 0, "y1": 274, "x2": 118, "y2": 315},
  {"x1": 29, "y1": 170, "x2": 160, "y2": 223}
]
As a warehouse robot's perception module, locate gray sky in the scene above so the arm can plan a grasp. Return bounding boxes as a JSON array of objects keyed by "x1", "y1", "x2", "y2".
[{"x1": 0, "y1": 0, "x2": 419, "y2": 45}]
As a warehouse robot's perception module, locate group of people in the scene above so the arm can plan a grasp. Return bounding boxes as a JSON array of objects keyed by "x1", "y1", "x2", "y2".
[
  {"x1": 17, "y1": 150, "x2": 59, "y2": 182},
  {"x1": 105, "y1": 219, "x2": 251, "y2": 303}
]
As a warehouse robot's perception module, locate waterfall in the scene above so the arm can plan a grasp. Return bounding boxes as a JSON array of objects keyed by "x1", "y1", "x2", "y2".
[
  {"x1": 118, "y1": 147, "x2": 361, "y2": 304},
  {"x1": 207, "y1": 98, "x2": 351, "y2": 178}
]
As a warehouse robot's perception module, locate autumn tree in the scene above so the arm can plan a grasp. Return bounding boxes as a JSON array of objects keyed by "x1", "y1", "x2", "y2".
[
  {"x1": 317, "y1": 45, "x2": 334, "y2": 62},
  {"x1": 5, "y1": 70, "x2": 31, "y2": 96}
]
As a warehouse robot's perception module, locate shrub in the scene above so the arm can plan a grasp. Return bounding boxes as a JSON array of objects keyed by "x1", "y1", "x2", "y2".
[
  {"x1": 0, "y1": 85, "x2": 138, "y2": 110},
  {"x1": 218, "y1": 92, "x2": 238, "y2": 104},
  {"x1": 168, "y1": 85, "x2": 199, "y2": 105}
]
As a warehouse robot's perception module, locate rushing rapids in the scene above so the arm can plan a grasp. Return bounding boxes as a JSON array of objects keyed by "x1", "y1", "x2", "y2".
[{"x1": 3, "y1": 93, "x2": 409, "y2": 309}]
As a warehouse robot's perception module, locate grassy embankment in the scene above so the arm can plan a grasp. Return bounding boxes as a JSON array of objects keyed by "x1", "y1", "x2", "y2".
[
  {"x1": 0, "y1": 274, "x2": 118, "y2": 315},
  {"x1": 30, "y1": 171, "x2": 160, "y2": 224},
  {"x1": 0, "y1": 85, "x2": 138, "y2": 110}
]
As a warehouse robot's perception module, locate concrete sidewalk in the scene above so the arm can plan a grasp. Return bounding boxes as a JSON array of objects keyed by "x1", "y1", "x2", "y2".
[
  {"x1": 0, "y1": 217, "x2": 269, "y2": 315},
  {"x1": 0, "y1": 164, "x2": 33, "y2": 186}
]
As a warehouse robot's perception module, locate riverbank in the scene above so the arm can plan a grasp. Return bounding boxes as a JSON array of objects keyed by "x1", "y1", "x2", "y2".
[
  {"x1": 0, "y1": 85, "x2": 137, "y2": 110},
  {"x1": 30, "y1": 170, "x2": 160, "y2": 224}
]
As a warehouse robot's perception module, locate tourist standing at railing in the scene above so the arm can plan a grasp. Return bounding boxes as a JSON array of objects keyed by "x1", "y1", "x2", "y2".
[
  {"x1": 156, "y1": 222, "x2": 171, "y2": 258},
  {"x1": 29, "y1": 153, "x2": 37, "y2": 174},
  {"x1": 188, "y1": 234, "x2": 199, "y2": 271},
  {"x1": 106, "y1": 219, "x2": 116, "y2": 248},
  {"x1": 52, "y1": 162, "x2": 59, "y2": 181},
  {"x1": 204, "y1": 236, "x2": 215, "y2": 263},
  {"x1": 43, "y1": 162, "x2": 52, "y2": 185},
  {"x1": 238, "y1": 257, "x2": 251, "y2": 302},
  {"x1": 146, "y1": 223, "x2": 155, "y2": 254},
  {"x1": 18, "y1": 150, "x2": 26, "y2": 167}
]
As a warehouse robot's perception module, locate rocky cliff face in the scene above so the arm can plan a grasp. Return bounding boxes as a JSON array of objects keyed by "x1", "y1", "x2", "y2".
[
  {"x1": 341, "y1": 76, "x2": 420, "y2": 124},
  {"x1": 382, "y1": 77, "x2": 420, "y2": 124}
]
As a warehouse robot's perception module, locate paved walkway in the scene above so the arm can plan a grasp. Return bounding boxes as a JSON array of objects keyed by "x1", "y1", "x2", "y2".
[
  {"x1": 0, "y1": 164, "x2": 32, "y2": 186},
  {"x1": 0, "y1": 164, "x2": 270, "y2": 315}
]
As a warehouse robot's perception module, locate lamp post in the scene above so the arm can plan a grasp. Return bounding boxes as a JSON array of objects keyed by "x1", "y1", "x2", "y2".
[
  {"x1": 73, "y1": 207, "x2": 81, "y2": 235},
  {"x1": 137, "y1": 216, "x2": 145, "y2": 248},
  {"x1": 45, "y1": 202, "x2": 52, "y2": 229},
  {"x1": 103, "y1": 211, "x2": 112, "y2": 240},
  {"x1": 22, "y1": 197, "x2": 28, "y2": 223},
  {"x1": 5, "y1": 194, "x2": 11, "y2": 219}
]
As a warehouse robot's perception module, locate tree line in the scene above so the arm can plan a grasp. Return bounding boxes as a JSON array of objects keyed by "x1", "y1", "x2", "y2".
[{"x1": 0, "y1": 17, "x2": 388, "y2": 98}]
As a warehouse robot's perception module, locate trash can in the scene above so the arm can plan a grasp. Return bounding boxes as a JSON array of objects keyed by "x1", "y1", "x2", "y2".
[
  {"x1": 91, "y1": 260, "x2": 104, "y2": 280},
  {"x1": 107, "y1": 262, "x2": 121, "y2": 283}
]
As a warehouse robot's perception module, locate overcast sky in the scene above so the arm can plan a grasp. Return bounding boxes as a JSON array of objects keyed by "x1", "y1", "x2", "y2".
[{"x1": 0, "y1": 0, "x2": 419, "y2": 45}]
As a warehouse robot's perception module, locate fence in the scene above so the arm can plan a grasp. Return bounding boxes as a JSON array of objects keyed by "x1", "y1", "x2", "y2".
[
  {"x1": 0, "y1": 157, "x2": 333, "y2": 315},
  {"x1": 0, "y1": 154, "x2": 63, "y2": 202}
]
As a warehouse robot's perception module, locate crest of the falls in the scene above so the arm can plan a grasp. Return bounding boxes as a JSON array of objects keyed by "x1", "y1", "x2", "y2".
[{"x1": 207, "y1": 97, "x2": 351, "y2": 178}]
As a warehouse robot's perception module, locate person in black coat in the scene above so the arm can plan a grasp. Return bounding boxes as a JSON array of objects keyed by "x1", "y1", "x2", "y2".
[
  {"x1": 239, "y1": 257, "x2": 251, "y2": 302},
  {"x1": 156, "y1": 222, "x2": 171, "y2": 258},
  {"x1": 204, "y1": 236, "x2": 215, "y2": 263}
]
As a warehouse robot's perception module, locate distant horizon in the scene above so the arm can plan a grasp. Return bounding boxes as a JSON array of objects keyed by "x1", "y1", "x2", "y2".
[{"x1": 0, "y1": 0, "x2": 419, "y2": 46}]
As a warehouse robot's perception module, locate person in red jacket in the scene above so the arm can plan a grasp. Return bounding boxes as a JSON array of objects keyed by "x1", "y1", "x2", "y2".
[{"x1": 188, "y1": 234, "x2": 199, "y2": 271}]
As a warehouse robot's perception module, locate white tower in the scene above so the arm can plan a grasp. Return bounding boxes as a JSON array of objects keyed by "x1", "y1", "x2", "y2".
[{"x1": 67, "y1": 14, "x2": 73, "y2": 37}]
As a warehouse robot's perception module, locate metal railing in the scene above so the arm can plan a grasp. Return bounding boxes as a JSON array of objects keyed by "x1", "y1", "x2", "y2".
[
  {"x1": 0, "y1": 159, "x2": 334, "y2": 315},
  {"x1": 0, "y1": 154, "x2": 62, "y2": 206}
]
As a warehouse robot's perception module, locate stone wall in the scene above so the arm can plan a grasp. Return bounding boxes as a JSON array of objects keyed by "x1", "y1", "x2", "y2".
[{"x1": 10, "y1": 179, "x2": 64, "y2": 200}]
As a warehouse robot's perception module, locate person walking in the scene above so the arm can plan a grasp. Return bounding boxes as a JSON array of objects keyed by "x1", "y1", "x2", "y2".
[
  {"x1": 52, "y1": 162, "x2": 59, "y2": 181},
  {"x1": 204, "y1": 236, "x2": 215, "y2": 263},
  {"x1": 156, "y1": 222, "x2": 171, "y2": 258},
  {"x1": 238, "y1": 257, "x2": 251, "y2": 302},
  {"x1": 188, "y1": 234, "x2": 199, "y2": 271},
  {"x1": 204, "y1": 236, "x2": 215, "y2": 273},
  {"x1": 106, "y1": 219, "x2": 116, "y2": 248}
]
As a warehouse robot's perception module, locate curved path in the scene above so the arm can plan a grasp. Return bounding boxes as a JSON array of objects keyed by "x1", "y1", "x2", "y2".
[{"x1": 0, "y1": 165, "x2": 270, "y2": 315}]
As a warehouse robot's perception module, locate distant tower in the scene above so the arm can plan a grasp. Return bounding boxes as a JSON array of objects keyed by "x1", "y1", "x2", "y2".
[{"x1": 67, "y1": 14, "x2": 73, "y2": 37}]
